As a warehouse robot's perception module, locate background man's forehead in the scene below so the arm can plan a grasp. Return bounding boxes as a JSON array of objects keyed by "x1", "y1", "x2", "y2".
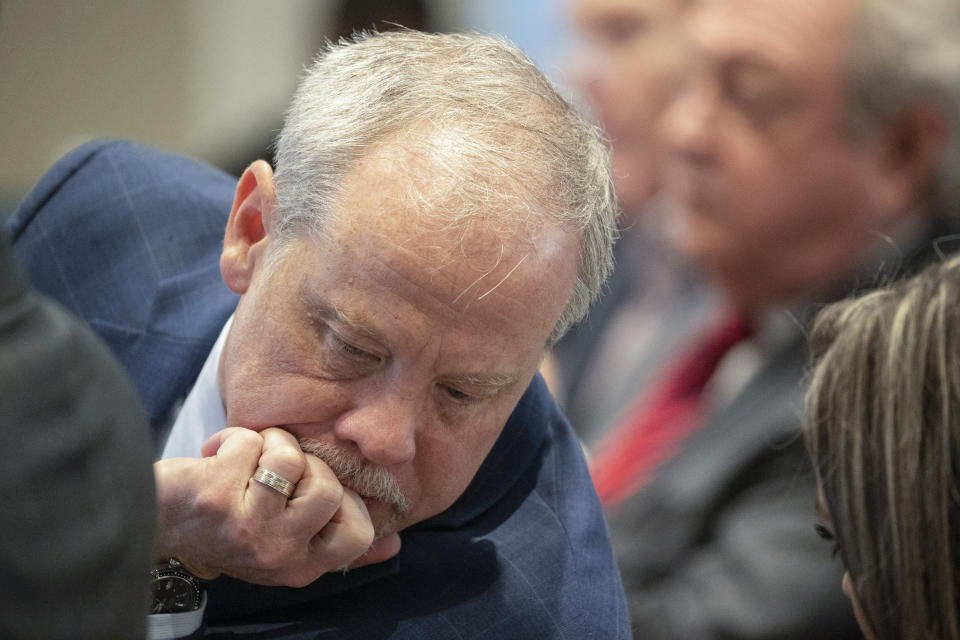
[{"x1": 690, "y1": 0, "x2": 853, "y2": 55}]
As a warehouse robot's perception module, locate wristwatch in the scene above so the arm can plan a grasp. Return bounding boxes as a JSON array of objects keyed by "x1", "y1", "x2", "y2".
[{"x1": 150, "y1": 558, "x2": 203, "y2": 614}]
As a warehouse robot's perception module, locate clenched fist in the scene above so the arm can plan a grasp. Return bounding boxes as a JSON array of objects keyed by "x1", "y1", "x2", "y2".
[{"x1": 154, "y1": 427, "x2": 401, "y2": 587}]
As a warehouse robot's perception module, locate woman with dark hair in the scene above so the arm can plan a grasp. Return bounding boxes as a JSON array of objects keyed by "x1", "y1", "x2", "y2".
[{"x1": 805, "y1": 254, "x2": 960, "y2": 640}]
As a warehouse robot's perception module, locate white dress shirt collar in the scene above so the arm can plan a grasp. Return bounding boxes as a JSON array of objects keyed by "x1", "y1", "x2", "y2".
[{"x1": 160, "y1": 316, "x2": 232, "y2": 460}]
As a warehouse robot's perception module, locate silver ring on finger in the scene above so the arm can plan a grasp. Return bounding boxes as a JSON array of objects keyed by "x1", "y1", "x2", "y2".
[{"x1": 253, "y1": 467, "x2": 297, "y2": 498}]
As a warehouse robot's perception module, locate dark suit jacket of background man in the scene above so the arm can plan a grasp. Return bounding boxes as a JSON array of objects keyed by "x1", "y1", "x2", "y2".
[
  {"x1": 0, "y1": 228, "x2": 156, "y2": 638},
  {"x1": 7, "y1": 139, "x2": 630, "y2": 639},
  {"x1": 605, "y1": 220, "x2": 959, "y2": 639}
]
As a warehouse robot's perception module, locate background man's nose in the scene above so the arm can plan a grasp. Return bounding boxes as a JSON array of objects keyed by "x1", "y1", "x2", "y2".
[{"x1": 660, "y1": 79, "x2": 719, "y2": 166}]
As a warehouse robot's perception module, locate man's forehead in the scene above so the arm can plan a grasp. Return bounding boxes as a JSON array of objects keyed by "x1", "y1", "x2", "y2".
[
  {"x1": 278, "y1": 207, "x2": 575, "y2": 361},
  {"x1": 688, "y1": 0, "x2": 853, "y2": 68},
  {"x1": 339, "y1": 224, "x2": 569, "y2": 320},
  {"x1": 334, "y1": 141, "x2": 531, "y2": 235},
  {"x1": 322, "y1": 144, "x2": 576, "y2": 303}
]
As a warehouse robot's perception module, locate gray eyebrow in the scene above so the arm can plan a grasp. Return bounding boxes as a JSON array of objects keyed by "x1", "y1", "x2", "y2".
[
  {"x1": 298, "y1": 282, "x2": 388, "y2": 345},
  {"x1": 443, "y1": 372, "x2": 519, "y2": 391}
]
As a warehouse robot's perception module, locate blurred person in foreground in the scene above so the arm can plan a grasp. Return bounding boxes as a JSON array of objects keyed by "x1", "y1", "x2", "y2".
[
  {"x1": 547, "y1": 0, "x2": 717, "y2": 447},
  {"x1": 592, "y1": 0, "x2": 960, "y2": 637},
  {"x1": 806, "y1": 253, "x2": 960, "y2": 640},
  {"x1": 0, "y1": 233, "x2": 156, "y2": 638},
  {"x1": 7, "y1": 31, "x2": 629, "y2": 638}
]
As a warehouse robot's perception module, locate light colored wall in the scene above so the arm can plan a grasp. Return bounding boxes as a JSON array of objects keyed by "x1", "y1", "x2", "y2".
[
  {"x1": 0, "y1": 0, "x2": 329, "y2": 212},
  {"x1": 0, "y1": 1, "x2": 568, "y2": 216},
  {"x1": 454, "y1": 0, "x2": 572, "y2": 82}
]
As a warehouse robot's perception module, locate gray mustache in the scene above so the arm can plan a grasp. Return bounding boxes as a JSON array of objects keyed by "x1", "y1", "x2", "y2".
[{"x1": 297, "y1": 437, "x2": 410, "y2": 521}]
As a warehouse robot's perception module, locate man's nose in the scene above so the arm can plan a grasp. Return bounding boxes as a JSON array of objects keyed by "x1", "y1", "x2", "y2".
[
  {"x1": 333, "y1": 389, "x2": 418, "y2": 467},
  {"x1": 568, "y1": 48, "x2": 606, "y2": 108},
  {"x1": 660, "y1": 76, "x2": 718, "y2": 166}
]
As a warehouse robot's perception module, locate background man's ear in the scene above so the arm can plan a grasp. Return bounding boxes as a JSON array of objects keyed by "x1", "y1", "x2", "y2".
[
  {"x1": 220, "y1": 160, "x2": 277, "y2": 294},
  {"x1": 870, "y1": 101, "x2": 949, "y2": 220}
]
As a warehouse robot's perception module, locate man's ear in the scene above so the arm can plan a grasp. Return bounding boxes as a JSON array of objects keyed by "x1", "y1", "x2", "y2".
[
  {"x1": 869, "y1": 101, "x2": 949, "y2": 221},
  {"x1": 220, "y1": 160, "x2": 276, "y2": 294}
]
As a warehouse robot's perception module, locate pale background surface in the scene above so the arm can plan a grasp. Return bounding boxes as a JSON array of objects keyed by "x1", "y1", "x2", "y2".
[{"x1": 0, "y1": 0, "x2": 572, "y2": 220}]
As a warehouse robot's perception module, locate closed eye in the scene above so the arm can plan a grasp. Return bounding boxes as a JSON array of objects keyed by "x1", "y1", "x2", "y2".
[
  {"x1": 436, "y1": 372, "x2": 516, "y2": 408},
  {"x1": 723, "y1": 61, "x2": 799, "y2": 128},
  {"x1": 593, "y1": 15, "x2": 650, "y2": 46},
  {"x1": 320, "y1": 330, "x2": 382, "y2": 378},
  {"x1": 442, "y1": 385, "x2": 475, "y2": 403},
  {"x1": 331, "y1": 333, "x2": 377, "y2": 360}
]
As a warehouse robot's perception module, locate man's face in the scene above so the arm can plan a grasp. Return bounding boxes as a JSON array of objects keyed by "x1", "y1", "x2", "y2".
[
  {"x1": 660, "y1": 0, "x2": 891, "y2": 309},
  {"x1": 219, "y1": 147, "x2": 579, "y2": 538},
  {"x1": 570, "y1": 0, "x2": 690, "y2": 212}
]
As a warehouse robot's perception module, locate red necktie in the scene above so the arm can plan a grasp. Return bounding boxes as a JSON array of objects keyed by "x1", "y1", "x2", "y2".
[{"x1": 590, "y1": 313, "x2": 749, "y2": 509}]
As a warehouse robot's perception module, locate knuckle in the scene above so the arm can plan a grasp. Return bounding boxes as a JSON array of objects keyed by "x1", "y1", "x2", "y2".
[
  {"x1": 229, "y1": 519, "x2": 260, "y2": 549},
  {"x1": 259, "y1": 426, "x2": 286, "y2": 438},
  {"x1": 217, "y1": 517, "x2": 264, "y2": 564},
  {"x1": 258, "y1": 444, "x2": 307, "y2": 484},
  {"x1": 231, "y1": 428, "x2": 264, "y2": 451},
  {"x1": 193, "y1": 488, "x2": 229, "y2": 521},
  {"x1": 355, "y1": 520, "x2": 375, "y2": 548},
  {"x1": 336, "y1": 517, "x2": 375, "y2": 555},
  {"x1": 253, "y1": 538, "x2": 296, "y2": 571},
  {"x1": 286, "y1": 571, "x2": 319, "y2": 589},
  {"x1": 313, "y1": 481, "x2": 345, "y2": 512},
  {"x1": 268, "y1": 447, "x2": 306, "y2": 475},
  {"x1": 256, "y1": 549, "x2": 286, "y2": 572}
]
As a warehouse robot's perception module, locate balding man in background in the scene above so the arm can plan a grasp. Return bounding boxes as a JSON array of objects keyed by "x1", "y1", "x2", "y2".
[
  {"x1": 592, "y1": 0, "x2": 960, "y2": 637},
  {"x1": 548, "y1": 0, "x2": 718, "y2": 450}
]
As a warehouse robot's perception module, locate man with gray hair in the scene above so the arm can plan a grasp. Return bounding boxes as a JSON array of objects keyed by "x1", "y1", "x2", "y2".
[
  {"x1": 597, "y1": 0, "x2": 960, "y2": 637},
  {"x1": 8, "y1": 31, "x2": 629, "y2": 638}
]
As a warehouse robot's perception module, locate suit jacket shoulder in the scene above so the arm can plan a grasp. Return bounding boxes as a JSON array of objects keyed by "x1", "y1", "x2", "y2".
[
  {"x1": 606, "y1": 223, "x2": 960, "y2": 639},
  {"x1": 608, "y1": 328, "x2": 863, "y2": 638},
  {"x1": 7, "y1": 139, "x2": 239, "y2": 437}
]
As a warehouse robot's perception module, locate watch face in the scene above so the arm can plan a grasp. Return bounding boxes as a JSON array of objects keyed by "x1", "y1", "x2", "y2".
[{"x1": 151, "y1": 571, "x2": 200, "y2": 614}]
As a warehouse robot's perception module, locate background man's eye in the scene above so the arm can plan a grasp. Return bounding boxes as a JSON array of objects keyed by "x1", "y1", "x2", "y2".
[{"x1": 595, "y1": 17, "x2": 649, "y2": 45}]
